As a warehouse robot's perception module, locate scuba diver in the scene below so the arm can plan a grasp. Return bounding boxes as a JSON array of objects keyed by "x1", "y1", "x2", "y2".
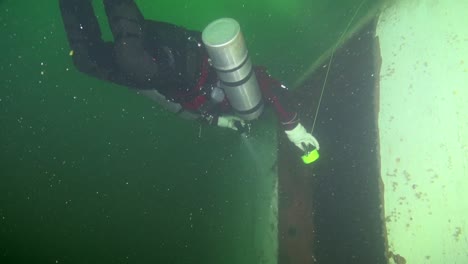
[{"x1": 59, "y1": 0, "x2": 320, "y2": 155}]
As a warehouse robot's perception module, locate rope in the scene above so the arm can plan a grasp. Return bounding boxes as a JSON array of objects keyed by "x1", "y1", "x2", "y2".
[{"x1": 310, "y1": 0, "x2": 368, "y2": 133}]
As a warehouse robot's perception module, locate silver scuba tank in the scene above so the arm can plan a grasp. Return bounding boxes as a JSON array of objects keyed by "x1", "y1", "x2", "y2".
[{"x1": 202, "y1": 18, "x2": 264, "y2": 121}]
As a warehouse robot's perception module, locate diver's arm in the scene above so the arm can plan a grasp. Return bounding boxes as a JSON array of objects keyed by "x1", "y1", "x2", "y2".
[
  {"x1": 254, "y1": 66, "x2": 320, "y2": 151},
  {"x1": 254, "y1": 66, "x2": 299, "y2": 130}
]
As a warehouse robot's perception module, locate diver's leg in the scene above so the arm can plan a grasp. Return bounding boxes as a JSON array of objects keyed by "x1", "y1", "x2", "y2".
[
  {"x1": 103, "y1": 0, "x2": 194, "y2": 46},
  {"x1": 102, "y1": 0, "x2": 175, "y2": 86},
  {"x1": 59, "y1": 0, "x2": 114, "y2": 78},
  {"x1": 102, "y1": 0, "x2": 145, "y2": 40}
]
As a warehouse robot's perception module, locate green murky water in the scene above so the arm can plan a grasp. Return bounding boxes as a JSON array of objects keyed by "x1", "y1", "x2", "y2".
[{"x1": 0, "y1": 0, "x2": 379, "y2": 263}]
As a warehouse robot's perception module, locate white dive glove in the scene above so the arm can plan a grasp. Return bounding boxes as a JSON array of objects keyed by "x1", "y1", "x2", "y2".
[
  {"x1": 217, "y1": 115, "x2": 245, "y2": 131},
  {"x1": 285, "y1": 123, "x2": 320, "y2": 152}
]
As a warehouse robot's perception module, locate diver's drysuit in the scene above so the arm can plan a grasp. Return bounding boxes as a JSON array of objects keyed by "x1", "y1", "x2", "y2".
[{"x1": 59, "y1": 0, "x2": 320, "y2": 153}]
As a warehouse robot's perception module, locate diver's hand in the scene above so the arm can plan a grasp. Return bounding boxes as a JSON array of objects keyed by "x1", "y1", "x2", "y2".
[
  {"x1": 217, "y1": 115, "x2": 245, "y2": 131},
  {"x1": 285, "y1": 123, "x2": 320, "y2": 152}
]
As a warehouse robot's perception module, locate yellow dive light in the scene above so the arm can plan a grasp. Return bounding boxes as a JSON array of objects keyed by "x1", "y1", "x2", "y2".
[{"x1": 302, "y1": 148, "x2": 320, "y2": 164}]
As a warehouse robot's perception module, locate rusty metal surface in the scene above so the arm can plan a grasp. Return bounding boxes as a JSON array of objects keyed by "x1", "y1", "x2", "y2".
[{"x1": 277, "y1": 19, "x2": 387, "y2": 264}]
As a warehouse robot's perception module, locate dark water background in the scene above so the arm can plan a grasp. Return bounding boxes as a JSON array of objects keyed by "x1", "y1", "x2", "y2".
[{"x1": 0, "y1": 0, "x2": 379, "y2": 263}]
